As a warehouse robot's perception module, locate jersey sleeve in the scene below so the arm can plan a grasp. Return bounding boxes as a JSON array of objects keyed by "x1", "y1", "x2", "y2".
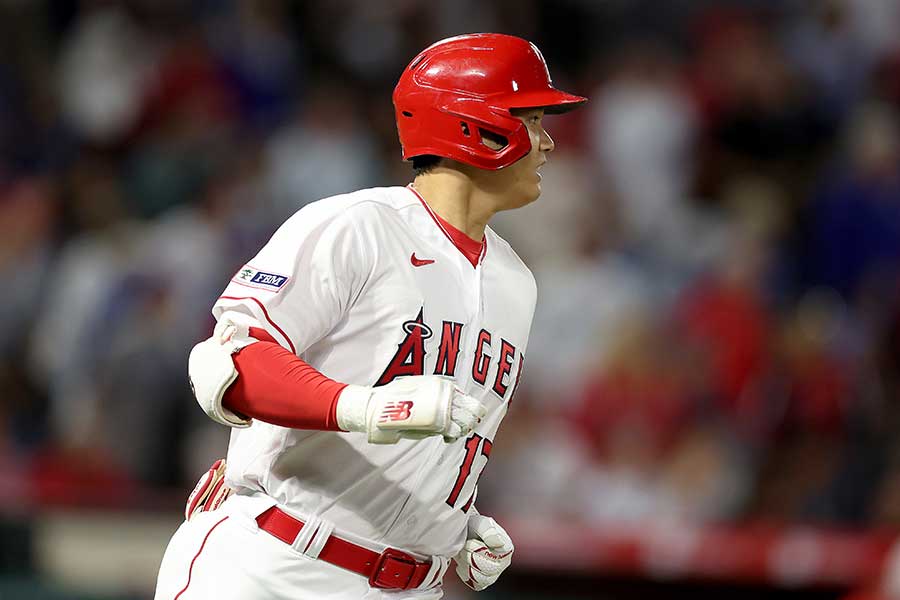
[{"x1": 213, "y1": 202, "x2": 370, "y2": 355}]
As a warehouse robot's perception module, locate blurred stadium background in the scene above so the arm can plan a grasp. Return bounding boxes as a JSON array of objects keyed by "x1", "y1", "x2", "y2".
[{"x1": 2, "y1": 0, "x2": 900, "y2": 598}]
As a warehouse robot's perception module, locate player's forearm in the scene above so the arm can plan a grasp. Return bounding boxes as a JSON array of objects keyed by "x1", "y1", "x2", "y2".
[
  {"x1": 193, "y1": 322, "x2": 483, "y2": 443},
  {"x1": 223, "y1": 330, "x2": 347, "y2": 431}
]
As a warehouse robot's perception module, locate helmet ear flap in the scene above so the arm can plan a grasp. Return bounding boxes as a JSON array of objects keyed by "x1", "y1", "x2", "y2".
[
  {"x1": 437, "y1": 99, "x2": 531, "y2": 169},
  {"x1": 478, "y1": 127, "x2": 509, "y2": 151},
  {"x1": 458, "y1": 120, "x2": 508, "y2": 151}
]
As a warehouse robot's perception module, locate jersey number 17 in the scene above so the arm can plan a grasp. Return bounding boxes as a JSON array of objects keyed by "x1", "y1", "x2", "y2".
[{"x1": 445, "y1": 433, "x2": 492, "y2": 512}]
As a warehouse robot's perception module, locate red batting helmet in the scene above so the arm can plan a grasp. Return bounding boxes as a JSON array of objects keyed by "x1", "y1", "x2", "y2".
[{"x1": 393, "y1": 33, "x2": 587, "y2": 171}]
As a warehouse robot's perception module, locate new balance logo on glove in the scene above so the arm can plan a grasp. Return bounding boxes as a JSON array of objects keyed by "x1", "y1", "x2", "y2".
[{"x1": 379, "y1": 401, "x2": 415, "y2": 423}]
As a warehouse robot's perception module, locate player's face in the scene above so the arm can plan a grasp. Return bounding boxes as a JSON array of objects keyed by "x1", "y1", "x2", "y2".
[{"x1": 494, "y1": 108, "x2": 555, "y2": 209}]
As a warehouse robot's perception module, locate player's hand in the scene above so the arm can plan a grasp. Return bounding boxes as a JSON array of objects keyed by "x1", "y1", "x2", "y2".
[
  {"x1": 454, "y1": 514, "x2": 514, "y2": 591},
  {"x1": 336, "y1": 376, "x2": 485, "y2": 444}
]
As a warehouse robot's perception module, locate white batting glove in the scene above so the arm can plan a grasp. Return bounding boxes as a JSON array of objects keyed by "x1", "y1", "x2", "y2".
[
  {"x1": 188, "y1": 319, "x2": 255, "y2": 428},
  {"x1": 454, "y1": 514, "x2": 514, "y2": 591},
  {"x1": 336, "y1": 376, "x2": 485, "y2": 444}
]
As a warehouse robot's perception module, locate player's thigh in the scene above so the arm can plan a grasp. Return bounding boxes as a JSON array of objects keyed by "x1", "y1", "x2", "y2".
[{"x1": 153, "y1": 512, "x2": 230, "y2": 600}]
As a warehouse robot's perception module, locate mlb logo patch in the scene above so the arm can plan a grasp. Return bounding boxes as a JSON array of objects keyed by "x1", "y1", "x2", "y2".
[{"x1": 232, "y1": 266, "x2": 290, "y2": 292}]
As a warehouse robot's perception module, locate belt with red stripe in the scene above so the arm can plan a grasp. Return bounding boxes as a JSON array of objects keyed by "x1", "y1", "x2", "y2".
[{"x1": 255, "y1": 506, "x2": 432, "y2": 590}]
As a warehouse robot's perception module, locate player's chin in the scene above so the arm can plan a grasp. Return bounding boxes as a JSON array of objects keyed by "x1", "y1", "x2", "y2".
[
  {"x1": 506, "y1": 176, "x2": 542, "y2": 209},
  {"x1": 509, "y1": 188, "x2": 540, "y2": 210},
  {"x1": 522, "y1": 181, "x2": 542, "y2": 205}
]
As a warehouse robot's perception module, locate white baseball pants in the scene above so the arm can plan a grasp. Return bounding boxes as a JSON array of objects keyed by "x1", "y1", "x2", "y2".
[{"x1": 153, "y1": 495, "x2": 446, "y2": 600}]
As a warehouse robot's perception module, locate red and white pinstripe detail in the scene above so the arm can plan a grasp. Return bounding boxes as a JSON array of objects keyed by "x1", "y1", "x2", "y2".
[
  {"x1": 172, "y1": 516, "x2": 229, "y2": 600},
  {"x1": 217, "y1": 295, "x2": 297, "y2": 354}
]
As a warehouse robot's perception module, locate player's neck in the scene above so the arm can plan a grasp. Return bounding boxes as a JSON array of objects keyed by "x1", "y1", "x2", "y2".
[{"x1": 411, "y1": 169, "x2": 500, "y2": 242}]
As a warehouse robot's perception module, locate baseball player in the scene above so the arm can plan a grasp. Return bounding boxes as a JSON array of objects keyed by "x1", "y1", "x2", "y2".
[{"x1": 154, "y1": 33, "x2": 586, "y2": 599}]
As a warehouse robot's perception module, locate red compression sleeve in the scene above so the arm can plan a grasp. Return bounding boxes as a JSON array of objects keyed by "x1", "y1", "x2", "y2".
[{"x1": 222, "y1": 327, "x2": 348, "y2": 431}]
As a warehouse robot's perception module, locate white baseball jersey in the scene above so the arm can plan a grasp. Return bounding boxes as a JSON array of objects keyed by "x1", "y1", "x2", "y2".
[{"x1": 212, "y1": 185, "x2": 535, "y2": 559}]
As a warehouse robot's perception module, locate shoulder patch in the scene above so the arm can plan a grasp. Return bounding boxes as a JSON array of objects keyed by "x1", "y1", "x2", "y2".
[{"x1": 231, "y1": 266, "x2": 290, "y2": 292}]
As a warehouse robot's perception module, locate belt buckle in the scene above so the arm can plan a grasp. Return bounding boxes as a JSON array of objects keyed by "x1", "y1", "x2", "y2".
[{"x1": 368, "y1": 547, "x2": 419, "y2": 590}]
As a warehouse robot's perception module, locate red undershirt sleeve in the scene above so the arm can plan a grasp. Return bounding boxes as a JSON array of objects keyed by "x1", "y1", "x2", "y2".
[{"x1": 222, "y1": 327, "x2": 348, "y2": 431}]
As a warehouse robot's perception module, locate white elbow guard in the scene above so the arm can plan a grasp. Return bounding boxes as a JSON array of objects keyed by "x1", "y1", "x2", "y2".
[{"x1": 188, "y1": 320, "x2": 254, "y2": 428}]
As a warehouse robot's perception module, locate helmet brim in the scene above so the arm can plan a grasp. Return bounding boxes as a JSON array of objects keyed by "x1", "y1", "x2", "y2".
[{"x1": 495, "y1": 89, "x2": 588, "y2": 115}]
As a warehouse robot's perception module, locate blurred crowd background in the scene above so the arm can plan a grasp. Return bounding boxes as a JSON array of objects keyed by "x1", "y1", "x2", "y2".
[{"x1": 2, "y1": 0, "x2": 900, "y2": 598}]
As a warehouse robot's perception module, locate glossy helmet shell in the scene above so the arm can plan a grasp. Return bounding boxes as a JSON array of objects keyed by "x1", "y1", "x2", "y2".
[{"x1": 393, "y1": 33, "x2": 587, "y2": 170}]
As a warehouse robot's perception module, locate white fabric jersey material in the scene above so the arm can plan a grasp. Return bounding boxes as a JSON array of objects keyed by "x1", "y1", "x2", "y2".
[{"x1": 212, "y1": 185, "x2": 536, "y2": 560}]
